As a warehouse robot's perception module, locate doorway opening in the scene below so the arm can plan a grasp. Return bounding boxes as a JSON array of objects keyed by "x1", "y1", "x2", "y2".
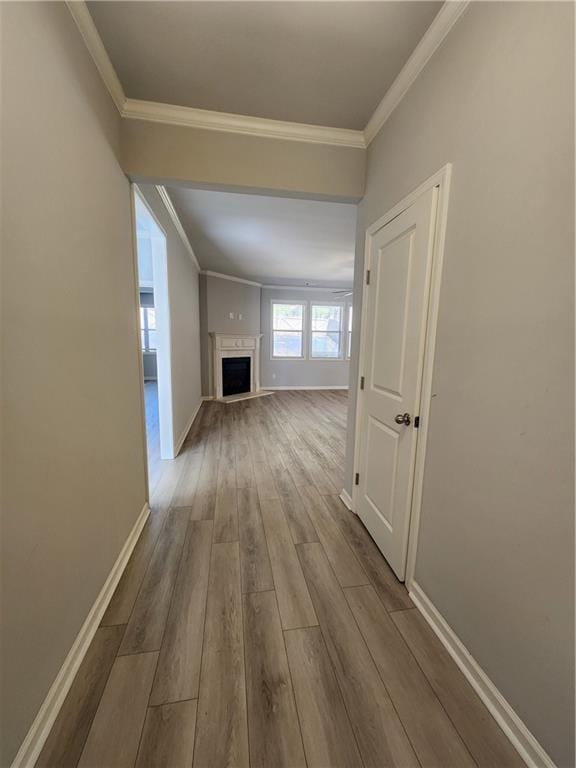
[{"x1": 133, "y1": 187, "x2": 174, "y2": 493}]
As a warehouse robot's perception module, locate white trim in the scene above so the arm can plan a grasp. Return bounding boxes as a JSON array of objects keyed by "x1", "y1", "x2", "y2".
[
  {"x1": 365, "y1": 165, "x2": 450, "y2": 238},
  {"x1": 123, "y1": 98, "x2": 366, "y2": 149},
  {"x1": 263, "y1": 386, "x2": 349, "y2": 391},
  {"x1": 409, "y1": 582, "x2": 556, "y2": 768},
  {"x1": 364, "y1": 2, "x2": 470, "y2": 145},
  {"x1": 351, "y1": 164, "x2": 452, "y2": 585},
  {"x1": 65, "y1": 1, "x2": 125, "y2": 112},
  {"x1": 129, "y1": 187, "x2": 152, "y2": 498},
  {"x1": 210, "y1": 333, "x2": 262, "y2": 400},
  {"x1": 404, "y1": 166, "x2": 452, "y2": 588},
  {"x1": 202, "y1": 270, "x2": 262, "y2": 288},
  {"x1": 68, "y1": 0, "x2": 467, "y2": 151},
  {"x1": 155, "y1": 186, "x2": 200, "y2": 271},
  {"x1": 133, "y1": 184, "x2": 166, "y2": 236},
  {"x1": 271, "y1": 300, "x2": 307, "y2": 361},
  {"x1": 339, "y1": 489, "x2": 354, "y2": 512},
  {"x1": 67, "y1": 1, "x2": 364, "y2": 149},
  {"x1": 173, "y1": 398, "x2": 203, "y2": 457},
  {"x1": 345, "y1": 301, "x2": 353, "y2": 360},
  {"x1": 201, "y1": 396, "x2": 214, "y2": 402},
  {"x1": 262, "y1": 285, "x2": 353, "y2": 293},
  {"x1": 11, "y1": 503, "x2": 150, "y2": 768},
  {"x1": 309, "y1": 300, "x2": 346, "y2": 361},
  {"x1": 134, "y1": 188, "x2": 175, "y2": 461},
  {"x1": 220, "y1": 390, "x2": 274, "y2": 404}
]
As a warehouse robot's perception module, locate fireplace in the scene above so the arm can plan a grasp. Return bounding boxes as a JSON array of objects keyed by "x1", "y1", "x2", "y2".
[
  {"x1": 210, "y1": 333, "x2": 262, "y2": 400},
  {"x1": 222, "y1": 356, "x2": 251, "y2": 397}
]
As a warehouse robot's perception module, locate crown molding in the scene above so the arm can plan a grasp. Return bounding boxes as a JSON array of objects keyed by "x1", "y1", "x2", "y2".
[
  {"x1": 68, "y1": 0, "x2": 467, "y2": 151},
  {"x1": 65, "y1": 1, "x2": 362, "y2": 151},
  {"x1": 364, "y1": 1, "x2": 470, "y2": 145},
  {"x1": 122, "y1": 98, "x2": 366, "y2": 149},
  {"x1": 201, "y1": 274, "x2": 353, "y2": 291},
  {"x1": 202, "y1": 271, "x2": 262, "y2": 288},
  {"x1": 66, "y1": 1, "x2": 125, "y2": 112},
  {"x1": 262, "y1": 284, "x2": 353, "y2": 293},
  {"x1": 155, "y1": 186, "x2": 201, "y2": 271}
]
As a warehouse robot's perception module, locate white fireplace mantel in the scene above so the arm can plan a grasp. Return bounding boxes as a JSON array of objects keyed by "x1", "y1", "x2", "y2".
[{"x1": 210, "y1": 332, "x2": 263, "y2": 400}]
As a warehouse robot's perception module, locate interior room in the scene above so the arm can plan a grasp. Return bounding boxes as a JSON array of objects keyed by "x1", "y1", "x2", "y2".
[{"x1": 1, "y1": 3, "x2": 573, "y2": 768}]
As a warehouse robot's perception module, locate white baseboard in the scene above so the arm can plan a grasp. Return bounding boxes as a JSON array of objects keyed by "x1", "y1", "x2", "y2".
[
  {"x1": 262, "y1": 385, "x2": 349, "y2": 391},
  {"x1": 11, "y1": 503, "x2": 151, "y2": 768},
  {"x1": 409, "y1": 582, "x2": 555, "y2": 768},
  {"x1": 201, "y1": 395, "x2": 214, "y2": 401},
  {"x1": 339, "y1": 489, "x2": 354, "y2": 511},
  {"x1": 173, "y1": 398, "x2": 203, "y2": 456}
]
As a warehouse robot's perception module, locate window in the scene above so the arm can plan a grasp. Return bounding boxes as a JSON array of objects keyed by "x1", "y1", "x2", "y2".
[
  {"x1": 272, "y1": 302, "x2": 305, "y2": 358},
  {"x1": 347, "y1": 304, "x2": 353, "y2": 358},
  {"x1": 140, "y1": 307, "x2": 157, "y2": 351},
  {"x1": 269, "y1": 299, "x2": 353, "y2": 360},
  {"x1": 310, "y1": 303, "x2": 343, "y2": 359}
]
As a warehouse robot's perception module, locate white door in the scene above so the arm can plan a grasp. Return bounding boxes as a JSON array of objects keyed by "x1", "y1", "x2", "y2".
[{"x1": 356, "y1": 187, "x2": 438, "y2": 580}]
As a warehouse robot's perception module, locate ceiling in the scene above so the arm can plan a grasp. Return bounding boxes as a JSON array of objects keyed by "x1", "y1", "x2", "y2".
[
  {"x1": 167, "y1": 187, "x2": 356, "y2": 287},
  {"x1": 87, "y1": 1, "x2": 441, "y2": 130}
]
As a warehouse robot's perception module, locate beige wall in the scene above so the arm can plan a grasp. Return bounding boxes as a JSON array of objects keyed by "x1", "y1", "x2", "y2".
[
  {"x1": 2, "y1": 1, "x2": 573, "y2": 765},
  {"x1": 345, "y1": 3, "x2": 574, "y2": 764},
  {"x1": 0, "y1": 3, "x2": 147, "y2": 764},
  {"x1": 199, "y1": 275, "x2": 261, "y2": 396},
  {"x1": 137, "y1": 185, "x2": 203, "y2": 450},
  {"x1": 121, "y1": 119, "x2": 366, "y2": 202}
]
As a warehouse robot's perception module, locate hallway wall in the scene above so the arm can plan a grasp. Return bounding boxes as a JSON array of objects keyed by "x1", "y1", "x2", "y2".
[
  {"x1": 345, "y1": 2, "x2": 574, "y2": 764},
  {"x1": 136, "y1": 185, "x2": 203, "y2": 452},
  {"x1": 1, "y1": 3, "x2": 148, "y2": 763},
  {"x1": 121, "y1": 119, "x2": 366, "y2": 202}
]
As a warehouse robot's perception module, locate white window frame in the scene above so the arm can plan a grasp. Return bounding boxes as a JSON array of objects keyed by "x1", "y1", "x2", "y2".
[
  {"x1": 270, "y1": 300, "x2": 307, "y2": 360},
  {"x1": 346, "y1": 301, "x2": 353, "y2": 359},
  {"x1": 140, "y1": 306, "x2": 157, "y2": 352},
  {"x1": 309, "y1": 301, "x2": 346, "y2": 361}
]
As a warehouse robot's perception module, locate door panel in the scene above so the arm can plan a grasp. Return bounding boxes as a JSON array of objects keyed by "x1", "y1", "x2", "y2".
[
  {"x1": 365, "y1": 417, "x2": 398, "y2": 529},
  {"x1": 371, "y1": 230, "x2": 413, "y2": 398},
  {"x1": 356, "y1": 187, "x2": 438, "y2": 580}
]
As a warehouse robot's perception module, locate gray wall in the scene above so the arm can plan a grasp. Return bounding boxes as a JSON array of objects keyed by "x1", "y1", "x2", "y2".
[
  {"x1": 345, "y1": 3, "x2": 574, "y2": 765},
  {"x1": 137, "y1": 185, "x2": 203, "y2": 448},
  {"x1": 199, "y1": 275, "x2": 262, "y2": 395},
  {"x1": 260, "y1": 288, "x2": 350, "y2": 388},
  {"x1": 1, "y1": 3, "x2": 148, "y2": 763}
]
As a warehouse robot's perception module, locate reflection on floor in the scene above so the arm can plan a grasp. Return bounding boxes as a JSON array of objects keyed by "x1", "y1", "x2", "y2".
[
  {"x1": 36, "y1": 391, "x2": 523, "y2": 768},
  {"x1": 143, "y1": 380, "x2": 161, "y2": 493}
]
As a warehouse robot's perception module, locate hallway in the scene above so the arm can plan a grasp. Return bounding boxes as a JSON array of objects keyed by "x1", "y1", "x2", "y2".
[{"x1": 37, "y1": 391, "x2": 522, "y2": 768}]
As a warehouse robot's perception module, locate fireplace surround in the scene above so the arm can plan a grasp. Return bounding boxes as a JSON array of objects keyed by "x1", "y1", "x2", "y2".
[{"x1": 210, "y1": 333, "x2": 262, "y2": 400}]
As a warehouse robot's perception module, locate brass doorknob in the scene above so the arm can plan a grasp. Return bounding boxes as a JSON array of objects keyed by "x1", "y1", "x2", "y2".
[{"x1": 394, "y1": 413, "x2": 411, "y2": 426}]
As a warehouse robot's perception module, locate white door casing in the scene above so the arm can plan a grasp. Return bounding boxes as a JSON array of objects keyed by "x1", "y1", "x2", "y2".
[{"x1": 355, "y1": 186, "x2": 438, "y2": 581}]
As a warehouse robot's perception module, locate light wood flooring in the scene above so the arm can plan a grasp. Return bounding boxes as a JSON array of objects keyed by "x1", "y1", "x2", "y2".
[{"x1": 37, "y1": 390, "x2": 524, "y2": 768}]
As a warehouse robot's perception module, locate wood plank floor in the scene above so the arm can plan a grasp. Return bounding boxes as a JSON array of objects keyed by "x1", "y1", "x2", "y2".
[{"x1": 37, "y1": 390, "x2": 524, "y2": 768}]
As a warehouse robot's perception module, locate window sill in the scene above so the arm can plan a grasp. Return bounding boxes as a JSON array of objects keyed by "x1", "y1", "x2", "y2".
[
  {"x1": 271, "y1": 356, "x2": 306, "y2": 361},
  {"x1": 309, "y1": 357, "x2": 347, "y2": 362}
]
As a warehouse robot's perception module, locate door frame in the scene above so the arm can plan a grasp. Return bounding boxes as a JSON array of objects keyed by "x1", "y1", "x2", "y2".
[
  {"x1": 132, "y1": 184, "x2": 176, "y2": 464},
  {"x1": 129, "y1": 184, "x2": 151, "y2": 500},
  {"x1": 351, "y1": 163, "x2": 452, "y2": 589}
]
